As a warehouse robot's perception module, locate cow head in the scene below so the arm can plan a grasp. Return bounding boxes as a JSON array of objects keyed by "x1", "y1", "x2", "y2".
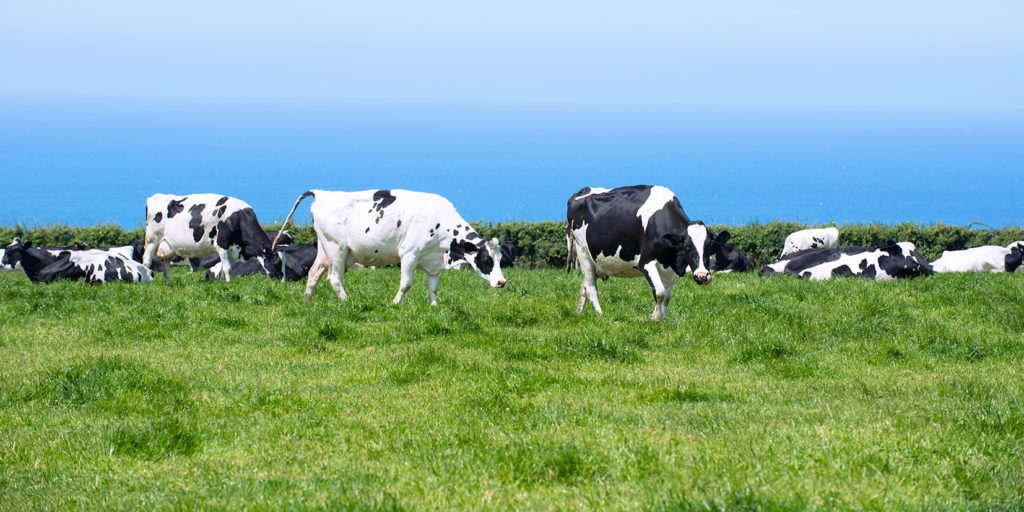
[
  {"x1": 260, "y1": 251, "x2": 285, "y2": 280},
  {"x1": 447, "y1": 237, "x2": 507, "y2": 288},
  {"x1": 878, "y1": 242, "x2": 933, "y2": 278},
  {"x1": 2, "y1": 238, "x2": 28, "y2": 266},
  {"x1": 654, "y1": 222, "x2": 722, "y2": 285},
  {"x1": 708, "y1": 230, "x2": 754, "y2": 272},
  {"x1": 1005, "y1": 244, "x2": 1023, "y2": 273}
]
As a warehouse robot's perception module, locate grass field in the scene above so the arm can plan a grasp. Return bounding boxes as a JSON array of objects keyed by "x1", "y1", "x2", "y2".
[{"x1": 1, "y1": 266, "x2": 1022, "y2": 510}]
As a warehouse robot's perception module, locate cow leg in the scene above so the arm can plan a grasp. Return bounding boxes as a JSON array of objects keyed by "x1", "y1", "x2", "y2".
[
  {"x1": 426, "y1": 271, "x2": 441, "y2": 306},
  {"x1": 303, "y1": 248, "x2": 329, "y2": 301},
  {"x1": 142, "y1": 240, "x2": 170, "y2": 280},
  {"x1": 576, "y1": 280, "x2": 588, "y2": 313},
  {"x1": 216, "y1": 248, "x2": 233, "y2": 282},
  {"x1": 326, "y1": 247, "x2": 349, "y2": 300},
  {"x1": 392, "y1": 254, "x2": 418, "y2": 305},
  {"x1": 660, "y1": 269, "x2": 678, "y2": 320},
  {"x1": 641, "y1": 261, "x2": 667, "y2": 321}
]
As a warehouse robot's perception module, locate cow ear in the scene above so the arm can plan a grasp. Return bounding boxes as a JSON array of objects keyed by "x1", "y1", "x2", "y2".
[{"x1": 715, "y1": 230, "x2": 731, "y2": 245}]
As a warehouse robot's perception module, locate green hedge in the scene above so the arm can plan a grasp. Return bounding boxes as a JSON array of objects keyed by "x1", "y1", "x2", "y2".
[{"x1": 3, "y1": 221, "x2": 1022, "y2": 269}]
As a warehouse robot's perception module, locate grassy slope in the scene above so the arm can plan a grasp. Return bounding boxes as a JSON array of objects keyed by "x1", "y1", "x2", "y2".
[{"x1": 0, "y1": 268, "x2": 1022, "y2": 511}]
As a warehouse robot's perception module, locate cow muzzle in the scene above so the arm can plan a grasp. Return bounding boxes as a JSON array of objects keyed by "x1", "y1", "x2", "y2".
[
  {"x1": 692, "y1": 270, "x2": 712, "y2": 285},
  {"x1": 493, "y1": 279, "x2": 506, "y2": 288}
]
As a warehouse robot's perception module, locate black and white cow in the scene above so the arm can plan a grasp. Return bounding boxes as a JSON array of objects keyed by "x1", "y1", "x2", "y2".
[
  {"x1": 1, "y1": 239, "x2": 91, "y2": 272},
  {"x1": 930, "y1": 242, "x2": 1024, "y2": 273},
  {"x1": 759, "y1": 241, "x2": 932, "y2": 280},
  {"x1": 707, "y1": 232, "x2": 754, "y2": 273},
  {"x1": 275, "y1": 189, "x2": 506, "y2": 305},
  {"x1": 781, "y1": 227, "x2": 839, "y2": 258},
  {"x1": 566, "y1": 185, "x2": 722, "y2": 321},
  {"x1": 3, "y1": 239, "x2": 152, "y2": 283},
  {"x1": 143, "y1": 193, "x2": 279, "y2": 281}
]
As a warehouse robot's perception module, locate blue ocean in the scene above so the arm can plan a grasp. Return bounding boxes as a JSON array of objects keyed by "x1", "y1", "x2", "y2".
[{"x1": 1, "y1": 96, "x2": 1021, "y2": 228}]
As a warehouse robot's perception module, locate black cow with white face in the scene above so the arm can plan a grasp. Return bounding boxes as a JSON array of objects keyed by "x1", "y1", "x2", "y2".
[
  {"x1": 204, "y1": 257, "x2": 284, "y2": 281},
  {"x1": 707, "y1": 232, "x2": 754, "y2": 273},
  {"x1": 566, "y1": 185, "x2": 723, "y2": 321},
  {"x1": 143, "y1": 193, "x2": 280, "y2": 281},
  {"x1": 759, "y1": 241, "x2": 932, "y2": 280},
  {"x1": 3, "y1": 239, "x2": 152, "y2": 283}
]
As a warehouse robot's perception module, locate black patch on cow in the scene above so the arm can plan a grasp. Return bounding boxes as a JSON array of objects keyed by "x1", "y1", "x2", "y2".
[
  {"x1": 397, "y1": 220, "x2": 402, "y2": 228},
  {"x1": 208, "y1": 226, "x2": 217, "y2": 239},
  {"x1": 861, "y1": 264, "x2": 877, "y2": 279},
  {"x1": 213, "y1": 206, "x2": 227, "y2": 218},
  {"x1": 475, "y1": 244, "x2": 495, "y2": 275},
  {"x1": 448, "y1": 240, "x2": 477, "y2": 264},
  {"x1": 365, "y1": 227, "x2": 370, "y2": 233},
  {"x1": 167, "y1": 199, "x2": 185, "y2": 219},
  {"x1": 215, "y1": 208, "x2": 272, "y2": 260},
  {"x1": 453, "y1": 229, "x2": 459, "y2": 236},
  {"x1": 154, "y1": 212, "x2": 163, "y2": 223},
  {"x1": 373, "y1": 190, "x2": 396, "y2": 210},
  {"x1": 1006, "y1": 247, "x2": 1023, "y2": 273},
  {"x1": 435, "y1": 223, "x2": 441, "y2": 229},
  {"x1": 831, "y1": 265, "x2": 854, "y2": 277},
  {"x1": 188, "y1": 204, "x2": 206, "y2": 242},
  {"x1": 216, "y1": 196, "x2": 229, "y2": 206},
  {"x1": 466, "y1": 232, "x2": 480, "y2": 240}
]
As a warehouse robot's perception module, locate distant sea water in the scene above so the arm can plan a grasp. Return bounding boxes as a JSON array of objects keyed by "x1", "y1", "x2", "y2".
[{"x1": 1, "y1": 96, "x2": 1021, "y2": 228}]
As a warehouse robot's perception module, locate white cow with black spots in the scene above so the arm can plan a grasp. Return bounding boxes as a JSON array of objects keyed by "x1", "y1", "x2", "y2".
[
  {"x1": 274, "y1": 189, "x2": 506, "y2": 305},
  {"x1": 142, "y1": 193, "x2": 278, "y2": 281},
  {"x1": 930, "y1": 242, "x2": 1024, "y2": 273}
]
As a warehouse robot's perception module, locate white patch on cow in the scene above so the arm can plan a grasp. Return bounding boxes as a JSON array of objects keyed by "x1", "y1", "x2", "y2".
[
  {"x1": 636, "y1": 186, "x2": 675, "y2": 231},
  {"x1": 931, "y1": 245, "x2": 1015, "y2": 273},
  {"x1": 571, "y1": 187, "x2": 610, "y2": 201},
  {"x1": 781, "y1": 227, "x2": 839, "y2": 257},
  {"x1": 687, "y1": 223, "x2": 709, "y2": 275}
]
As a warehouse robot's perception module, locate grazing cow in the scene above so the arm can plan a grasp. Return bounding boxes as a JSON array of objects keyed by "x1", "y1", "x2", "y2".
[
  {"x1": 142, "y1": 193, "x2": 279, "y2": 281},
  {"x1": 781, "y1": 227, "x2": 839, "y2": 258},
  {"x1": 275, "y1": 189, "x2": 506, "y2": 305},
  {"x1": 707, "y1": 232, "x2": 754, "y2": 273},
  {"x1": 930, "y1": 242, "x2": 1024, "y2": 273},
  {"x1": 759, "y1": 242, "x2": 932, "y2": 280},
  {"x1": 277, "y1": 242, "x2": 318, "y2": 281},
  {"x1": 566, "y1": 185, "x2": 722, "y2": 321},
  {"x1": 2, "y1": 239, "x2": 152, "y2": 283}
]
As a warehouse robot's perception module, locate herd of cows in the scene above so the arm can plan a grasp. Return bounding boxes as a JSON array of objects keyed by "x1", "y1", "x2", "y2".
[{"x1": 2, "y1": 185, "x2": 1022, "y2": 320}]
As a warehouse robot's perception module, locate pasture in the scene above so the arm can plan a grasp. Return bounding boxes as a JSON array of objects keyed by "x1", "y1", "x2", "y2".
[{"x1": 0, "y1": 267, "x2": 1022, "y2": 510}]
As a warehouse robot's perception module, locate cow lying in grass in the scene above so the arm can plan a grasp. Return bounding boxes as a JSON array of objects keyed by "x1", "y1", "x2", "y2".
[
  {"x1": 3, "y1": 239, "x2": 152, "y2": 283},
  {"x1": 760, "y1": 241, "x2": 932, "y2": 280},
  {"x1": 930, "y1": 242, "x2": 1024, "y2": 273}
]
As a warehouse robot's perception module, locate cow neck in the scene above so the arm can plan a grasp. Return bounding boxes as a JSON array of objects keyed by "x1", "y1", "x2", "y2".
[{"x1": 16, "y1": 248, "x2": 60, "y2": 282}]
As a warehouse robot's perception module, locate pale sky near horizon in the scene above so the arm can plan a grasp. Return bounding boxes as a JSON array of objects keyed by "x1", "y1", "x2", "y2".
[{"x1": 1, "y1": 1, "x2": 1022, "y2": 108}]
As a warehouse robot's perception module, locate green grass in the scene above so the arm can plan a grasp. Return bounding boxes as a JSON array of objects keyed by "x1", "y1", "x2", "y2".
[{"x1": 0, "y1": 267, "x2": 1022, "y2": 510}]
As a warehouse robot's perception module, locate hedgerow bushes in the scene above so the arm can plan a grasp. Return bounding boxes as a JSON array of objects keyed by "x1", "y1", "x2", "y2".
[{"x1": 3, "y1": 221, "x2": 1021, "y2": 268}]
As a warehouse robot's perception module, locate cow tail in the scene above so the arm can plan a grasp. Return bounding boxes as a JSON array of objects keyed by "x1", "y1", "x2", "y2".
[{"x1": 273, "y1": 190, "x2": 315, "y2": 251}]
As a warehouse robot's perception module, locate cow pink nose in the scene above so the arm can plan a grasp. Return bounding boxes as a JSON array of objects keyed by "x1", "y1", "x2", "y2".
[{"x1": 495, "y1": 280, "x2": 506, "y2": 288}]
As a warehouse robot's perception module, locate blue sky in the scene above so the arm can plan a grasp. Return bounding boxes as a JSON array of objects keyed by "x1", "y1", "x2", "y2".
[{"x1": 1, "y1": 1, "x2": 1022, "y2": 107}]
